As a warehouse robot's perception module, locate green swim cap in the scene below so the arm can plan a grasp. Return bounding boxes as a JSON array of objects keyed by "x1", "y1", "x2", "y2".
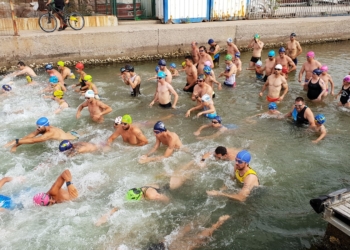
[
  {"x1": 57, "y1": 61, "x2": 65, "y2": 67},
  {"x1": 126, "y1": 188, "x2": 143, "y2": 201},
  {"x1": 225, "y1": 54, "x2": 233, "y2": 61},
  {"x1": 122, "y1": 114, "x2": 132, "y2": 124},
  {"x1": 254, "y1": 34, "x2": 260, "y2": 39}
]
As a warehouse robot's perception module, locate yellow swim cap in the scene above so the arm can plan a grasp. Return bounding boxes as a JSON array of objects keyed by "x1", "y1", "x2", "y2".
[
  {"x1": 121, "y1": 114, "x2": 132, "y2": 124},
  {"x1": 83, "y1": 75, "x2": 92, "y2": 82},
  {"x1": 53, "y1": 90, "x2": 64, "y2": 99},
  {"x1": 181, "y1": 61, "x2": 186, "y2": 67},
  {"x1": 57, "y1": 61, "x2": 65, "y2": 67}
]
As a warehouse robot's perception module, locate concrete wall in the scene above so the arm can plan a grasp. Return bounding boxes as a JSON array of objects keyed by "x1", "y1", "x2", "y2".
[{"x1": 0, "y1": 16, "x2": 350, "y2": 67}]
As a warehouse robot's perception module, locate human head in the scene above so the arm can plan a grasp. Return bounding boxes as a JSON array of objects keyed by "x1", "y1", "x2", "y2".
[
  {"x1": 75, "y1": 62, "x2": 84, "y2": 71},
  {"x1": 199, "y1": 46, "x2": 207, "y2": 55},
  {"x1": 254, "y1": 34, "x2": 260, "y2": 40},
  {"x1": 120, "y1": 67, "x2": 126, "y2": 74},
  {"x1": 208, "y1": 38, "x2": 214, "y2": 45},
  {"x1": 214, "y1": 146, "x2": 227, "y2": 159},
  {"x1": 312, "y1": 69, "x2": 322, "y2": 76},
  {"x1": 53, "y1": 90, "x2": 64, "y2": 99},
  {"x1": 170, "y1": 63, "x2": 176, "y2": 69},
  {"x1": 256, "y1": 60, "x2": 262, "y2": 67},
  {"x1": 45, "y1": 64, "x2": 53, "y2": 71},
  {"x1": 274, "y1": 64, "x2": 282, "y2": 74},
  {"x1": 33, "y1": 193, "x2": 50, "y2": 206},
  {"x1": 294, "y1": 97, "x2": 305, "y2": 111},
  {"x1": 59, "y1": 140, "x2": 73, "y2": 152},
  {"x1": 225, "y1": 54, "x2": 233, "y2": 61},
  {"x1": 126, "y1": 188, "x2": 143, "y2": 201},
  {"x1": 85, "y1": 90, "x2": 95, "y2": 99},
  {"x1": 268, "y1": 102, "x2": 277, "y2": 110},
  {"x1": 306, "y1": 51, "x2": 315, "y2": 61},
  {"x1": 49, "y1": 75, "x2": 58, "y2": 84},
  {"x1": 125, "y1": 64, "x2": 134, "y2": 72},
  {"x1": 181, "y1": 61, "x2": 186, "y2": 68},
  {"x1": 236, "y1": 150, "x2": 251, "y2": 165},
  {"x1": 197, "y1": 74, "x2": 205, "y2": 84},
  {"x1": 290, "y1": 32, "x2": 296, "y2": 40},
  {"x1": 320, "y1": 65, "x2": 328, "y2": 72},
  {"x1": 343, "y1": 75, "x2": 350, "y2": 83},
  {"x1": 191, "y1": 41, "x2": 198, "y2": 48},
  {"x1": 121, "y1": 114, "x2": 132, "y2": 125},
  {"x1": 235, "y1": 52, "x2": 240, "y2": 58},
  {"x1": 114, "y1": 116, "x2": 122, "y2": 126},
  {"x1": 2, "y1": 84, "x2": 12, "y2": 92},
  {"x1": 203, "y1": 65, "x2": 211, "y2": 75},
  {"x1": 158, "y1": 59, "x2": 166, "y2": 67},
  {"x1": 268, "y1": 50, "x2": 275, "y2": 57},
  {"x1": 57, "y1": 60, "x2": 64, "y2": 68},
  {"x1": 17, "y1": 61, "x2": 25, "y2": 69},
  {"x1": 155, "y1": 66, "x2": 160, "y2": 73},
  {"x1": 201, "y1": 94, "x2": 211, "y2": 103},
  {"x1": 36, "y1": 117, "x2": 50, "y2": 128},
  {"x1": 212, "y1": 116, "x2": 222, "y2": 126},
  {"x1": 227, "y1": 38, "x2": 233, "y2": 44},
  {"x1": 154, "y1": 121, "x2": 166, "y2": 134},
  {"x1": 315, "y1": 114, "x2": 326, "y2": 125},
  {"x1": 157, "y1": 71, "x2": 166, "y2": 80},
  {"x1": 185, "y1": 55, "x2": 194, "y2": 66},
  {"x1": 83, "y1": 75, "x2": 92, "y2": 82},
  {"x1": 279, "y1": 47, "x2": 286, "y2": 54}
]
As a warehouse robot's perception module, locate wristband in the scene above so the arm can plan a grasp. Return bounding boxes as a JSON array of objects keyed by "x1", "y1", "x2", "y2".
[
  {"x1": 66, "y1": 181, "x2": 72, "y2": 187},
  {"x1": 201, "y1": 158, "x2": 205, "y2": 162},
  {"x1": 16, "y1": 139, "x2": 19, "y2": 145}
]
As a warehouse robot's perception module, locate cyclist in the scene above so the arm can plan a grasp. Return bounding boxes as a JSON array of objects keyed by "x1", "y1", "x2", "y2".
[{"x1": 45, "y1": 0, "x2": 69, "y2": 31}]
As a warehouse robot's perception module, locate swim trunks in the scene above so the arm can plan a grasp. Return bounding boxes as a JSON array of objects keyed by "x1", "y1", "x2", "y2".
[
  {"x1": 159, "y1": 102, "x2": 172, "y2": 109},
  {"x1": 266, "y1": 96, "x2": 280, "y2": 102},
  {"x1": 224, "y1": 81, "x2": 236, "y2": 88},
  {"x1": 250, "y1": 56, "x2": 261, "y2": 63},
  {"x1": 256, "y1": 73, "x2": 264, "y2": 80},
  {"x1": 263, "y1": 75, "x2": 269, "y2": 82},
  {"x1": 183, "y1": 83, "x2": 195, "y2": 93},
  {"x1": 212, "y1": 92, "x2": 216, "y2": 99},
  {"x1": 292, "y1": 58, "x2": 298, "y2": 66}
]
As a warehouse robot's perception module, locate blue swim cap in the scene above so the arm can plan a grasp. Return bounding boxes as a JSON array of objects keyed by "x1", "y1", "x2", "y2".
[
  {"x1": 279, "y1": 47, "x2": 286, "y2": 53},
  {"x1": 154, "y1": 121, "x2": 166, "y2": 132},
  {"x1": 49, "y1": 76, "x2": 58, "y2": 84},
  {"x1": 268, "y1": 102, "x2": 277, "y2": 110},
  {"x1": 36, "y1": 117, "x2": 49, "y2": 127},
  {"x1": 313, "y1": 69, "x2": 323, "y2": 76},
  {"x1": 315, "y1": 114, "x2": 326, "y2": 124},
  {"x1": 45, "y1": 64, "x2": 53, "y2": 70},
  {"x1": 203, "y1": 66, "x2": 211, "y2": 74},
  {"x1": 213, "y1": 115, "x2": 222, "y2": 124},
  {"x1": 59, "y1": 140, "x2": 73, "y2": 152},
  {"x1": 236, "y1": 150, "x2": 251, "y2": 163},
  {"x1": 157, "y1": 71, "x2": 166, "y2": 79},
  {"x1": 235, "y1": 52, "x2": 240, "y2": 58},
  {"x1": 155, "y1": 66, "x2": 160, "y2": 73},
  {"x1": 2, "y1": 84, "x2": 12, "y2": 91},
  {"x1": 268, "y1": 50, "x2": 275, "y2": 57},
  {"x1": 158, "y1": 59, "x2": 166, "y2": 66},
  {"x1": 208, "y1": 38, "x2": 214, "y2": 44},
  {"x1": 170, "y1": 63, "x2": 176, "y2": 68}
]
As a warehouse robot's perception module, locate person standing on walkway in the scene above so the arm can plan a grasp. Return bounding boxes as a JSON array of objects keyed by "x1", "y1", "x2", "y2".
[
  {"x1": 46, "y1": 0, "x2": 68, "y2": 31},
  {"x1": 248, "y1": 34, "x2": 264, "y2": 67},
  {"x1": 286, "y1": 33, "x2": 302, "y2": 66}
]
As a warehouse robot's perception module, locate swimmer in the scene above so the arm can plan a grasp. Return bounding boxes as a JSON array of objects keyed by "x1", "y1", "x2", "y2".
[
  {"x1": 71, "y1": 63, "x2": 87, "y2": 92},
  {"x1": 139, "y1": 121, "x2": 183, "y2": 164},
  {"x1": 183, "y1": 55, "x2": 198, "y2": 92},
  {"x1": 298, "y1": 51, "x2": 322, "y2": 89},
  {"x1": 227, "y1": 37, "x2": 240, "y2": 57},
  {"x1": 57, "y1": 60, "x2": 75, "y2": 80},
  {"x1": 192, "y1": 74, "x2": 214, "y2": 103},
  {"x1": 33, "y1": 169, "x2": 78, "y2": 206},
  {"x1": 312, "y1": 114, "x2": 327, "y2": 144},
  {"x1": 42, "y1": 75, "x2": 66, "y2": 94},
  {"x1": 319, "y1": 65, "x2": 335, "y2": 96},
  {"x1": 123, "y1": 64, "x2": 141, "y2": 97},
  {"x1": 149, "y1": 71, "x2": 178, "y2": 109},
  {"x1": 0, "y1": 176, "x2": 23, "y2": 211},
  {"x1": 336, "y1": 75, "x2": 350, "y2": 108},
  {"x1": 1, "y1": 84, "x2": 12, "y2": 94},
  {"x1": 203, "y1": 65, "x2": 222, "y2": 90},
  {"x1": 245, "y1": 102, "x2": 283, "y2": 124},
  {"x1": 147, "y1": 66, "x2": 161, "y2": 81},
  {"x1": 197, "y1": 46, "x2": 214, "y2": 75},
  {"x1": 194, "y1": 116, "x2": 230, "y2": 139},
  {"x1": 304, "y1": 69, "x2": 326, "y2": 102},
  {"x1": 246, "y1": 60, "x2": 265, "y2": 81},
  {"x1": 45, "y1": 64, "x2": 65, "y2": 88},
  {"x1": 284, "y1": 96, "x2": 316, "y2": 128},
  {"x1": 52, "y1": 90, "x2": 69, "y2": 114},
  {"x1": 263, "y1": 50, "x2": 276, "y2": 82},
  {"x1": 286, "y1": 33, "x2": 302, "y2": 66},
  {"x1": 207, "y1": 150, "x2": 259, "y2": 202},
  {"x1": 158, "y1": 59, "x2": 172, "y2": 84},
  {"x1": 259, "y1": 64, "x2": 288, "y2": 103},
  {"x1": 178, "y1": 61, "x2": 187, "y2": 73},
  {"x1": 4, "y1": 117, "x2": 78, "y2": 152},
  {"x1": 107, "y1": 114, "x2": 148, "y2": 146},
  {"x1": 190, "y1": 41, "x2": 200, "y2": 65},
  {"x1": 59, "y1": 140, "x2": 101, "y2": 157},
  {"x1": 219, "y1": 54, "x2": 237, "y2": 87},
  {"x1": 185, "y1": 94, "x2": 217, "y2": 119},
  {"x1": 208, "y1": 38, "x2": 221, "y2": 67},
  {"x1": 80, "y1": 75, "x2": 100, "y2": 99},
  {"x1": 233, "y1": 52, "x2": 242, "y2": 72},
  {"x1": 169, "y1": 63, "x2": 179, "y2": 77},
  {"x1": 76, "y1": 90, "x2": 112, "y2": 123},
  {"x1": 201, "y1": 146, "x2": 241, "y2": 164},
  {"x1": 275, "y1": 47, "x2": 296, "y2": 79},
  {"x1": 8, "y1": 61, "x2": 37, "y2": 84},
  {"x1": 248, "y1": 34, "x2": 264, "y2": 67}
]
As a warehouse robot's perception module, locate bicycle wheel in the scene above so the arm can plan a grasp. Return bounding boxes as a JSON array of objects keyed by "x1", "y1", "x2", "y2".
[
  {"x1": 38, "y1": 13, "x2": 58, "y2": 33},
  {"x1": 68, "y1": 12, "x2": 85, "y2": 31}
]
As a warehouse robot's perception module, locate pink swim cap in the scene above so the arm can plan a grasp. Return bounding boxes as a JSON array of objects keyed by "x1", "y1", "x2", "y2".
[
  {"x1": 204, "y1": 61, "x2": 211, "y2": 66},
  {"x1": 343, "y1": 75, "x2": 350, "y2": 83},
  {"x1": 33, "y1": 193, "x2": 50, "y2": 206},
  {"x1": 306, "y1": 51, "x2": 315, "y2": 58},
  {"x1": 320, "y1": 65, "x2": 328, "y2": 72}
]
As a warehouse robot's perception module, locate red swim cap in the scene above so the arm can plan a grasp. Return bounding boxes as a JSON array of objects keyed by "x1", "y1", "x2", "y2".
[{"x1": 75, "y1": 62, "x2": 84, "y2": 70}]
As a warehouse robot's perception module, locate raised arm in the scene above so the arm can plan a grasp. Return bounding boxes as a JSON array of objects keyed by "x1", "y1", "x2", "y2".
[
  {"x1": 0, "y1": 177, "x2": 13, "y2": 189},
  {"x1": 76, "y1": 101, "x2": 87, "y2": 119},
  {"x1": 107, "y1": 129, "x2": 121, "y2": 146},
  {"x1": 98, "y1": 101, "x2": 112, "y2": 116},
  {"x1": 134, "y1": 127, "x2": 148, "y2": 146},
  {"x1": 312, "y1": 126, "x2": 327, "y2": 144}
]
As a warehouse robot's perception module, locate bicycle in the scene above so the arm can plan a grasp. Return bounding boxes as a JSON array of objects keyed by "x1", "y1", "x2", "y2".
[{"x1": 38, "y1": 4, "x2": 85, "y2": 33}]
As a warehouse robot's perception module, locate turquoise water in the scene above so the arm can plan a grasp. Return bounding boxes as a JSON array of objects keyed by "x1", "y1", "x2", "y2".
[{"x1": 1, "y1": 41, "x2": 350, "y2": 249}]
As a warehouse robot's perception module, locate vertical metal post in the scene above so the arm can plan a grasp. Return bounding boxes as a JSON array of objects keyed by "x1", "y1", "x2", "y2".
[
  {"x1": 133, "y1": 0, "x2": 136, "y2": 20},
  {"x1": 151, "y1": 0, "x2": 155, "y2": 18},
  {"x1": 9, "y1": 0, "x2": 19, "y2": 36}
]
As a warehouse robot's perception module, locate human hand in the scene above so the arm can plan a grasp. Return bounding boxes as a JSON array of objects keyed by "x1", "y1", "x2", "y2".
[
  {"x1": 183, "y1": 86, "x2": 189, "y2": 91},
  {"x1": 312, "y1": 140, "x2": 319, "y2": 144},
  {"x1": 138, "y1": 155, "x2": 149, "y2": 164},
  {"x1": 171, "y1": 105, "x2": 176, "y2": 109},
  {"x1": 206, "y1": 190, "x2": 220, "y2": 196},
  {"x1": 259, "y1": 92, "x2": 263, "y2": 97},
  {"x1": 4, "y1": 140, "x2": 15, "y2": 148},
  {"x1": 149, "y1": 101, "x2": 154, "y2": 107},
  {"x1": 196, "y1": 112, "x2": 202, "y2": 118},
  {"x1": 185, "y1": 111, "x2": 190, "y2": 118},
  {"x1": 10, "y1": 146, "x2": 17, "y2": 153},
  {"x1": 218, "y1": 84, "x2": 222, "y2": 91},
  {"x1": 68, "y1": 184, "x2": 79, "y2": 199},
  {"x1": 193, "y1": 131, "x2": 200, "y2": 136},
  {"x1": 76, "y1": 113, "x2": 81, "y2": 119},
  {"x1": 298, "y1": 79, "x2": 301, "y2": 83}
]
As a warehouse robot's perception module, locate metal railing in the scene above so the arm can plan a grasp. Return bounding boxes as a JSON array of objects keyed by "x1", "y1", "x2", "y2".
[
  {"x1": 0, "y1": 0, "x2": 19, "y2": 36},
  {"x1": 247, "y1": 0, "x2": 350, "y2": 19}
]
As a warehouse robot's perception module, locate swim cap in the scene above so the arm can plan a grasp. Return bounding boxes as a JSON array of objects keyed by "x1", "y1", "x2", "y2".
[
  {"x1": 268, "y1": 102, "x2": 277, "y2": 110},
  {"x1": 275, "y1": 64, "x2": 283, "y2": 70},
  {"x1": 213, "y1": 115, "x2": 222, "y2": 124},
  {"x1": 204, "y1": 61, "x2": 211, "y2": 67},
  {"x1": 75, "y1": 62, "x2": 84, "y2": 70},
  {"x1": 157, "y1": 71, "x2": 166, "y2": 79},
  {"x1": 225, "y1": 54, "x2": 233, "y2": 61},
  {"x1": 36, "y1": 117, "x2": 49, "y2": 127},
  {"x1": 45, "y1": 64, "x2": 53, "y2": 70},
  {"x1": 53, "y1": 90, "x2": 64, "y2": 99},
  {"x1": 208, "y1": 38, "x2": 214, "y2": 44},
  {"x1": 306, "y1": 51, "x2": 315, "y2": 58},
  {"x1": 120, "y1": 67, "x2": 126, "y2": 73},
  {"x1": 158, "y1": 59, "x2": 166, "y2": 66},
  {"x1": 125, "y1": 64, "x2": 134, "y2": 72},
  {"x1": 313, "y1": 69, "x2": 322, "y2": 76},
  {"x1": 126, "y1": 188, "x2": 143, "y2": 201},
  {"x1": 227, "y1": 38, "x2": 233, "y2": 43},
  {"x1": 33, "y1": 193, "x2": 50, "y2": 206},
  {"x1": 256, "y1": 60, "x2": 262, "y2": 67},
  {"x1": 85, "y1": 90, "x2": 95, "y2": 98},
  {"x1": 155, "y1": 66, "x2": 160, "y2": 73},
  {"x1": 268, "y1": 50, "x2": 275, "y2": 57},
  {"x1": 170, "y1": 63, "x2": 176, "y2": 68},
  {"x1": 203, "y1": 66, "x2": 211, "y2": 74},
  {"x1": 154, "y1": 121, "x2": 166, "y2": 132},
  {"x1": 122, "y1": 114, "x2": 132, "y2": 124},
  {"x1": 83, "y1": 75, "x2": 92, "y2": 82},
  {"x1": 236, "y1": 150, "x2": 251, "y2": 163},
  {"x1": 201, "y1": 94, "x2": 211, "y2": 102},
  {"x1": 197, "y1": 74, "x2": 205, "y2": 80},
  {"x1": 49, "y1": 76, "x2": 58, "y2": 84},
  {"x1": 57, "y1": 61, "x2": 64, "y2": 67},
  {"x1": 290, "y1": 32, "x2": 296, "y2": 37},
  {"x1": 115, "y1": 116, "x2": 122, "y2": 125},
  {"x1": 315, "y1": 114, "x2": 326, "y2": 125},
  {"x1": 279, "y1": 47, "x2": 286, "y2": 53},
  {"x1": 2, "y1": 84, "x2": 12, "y2": 91},
  {"x1": 59, "y1": 140, "x2": 73, "y2": 152},
  {"x1": 235, "y1": 52, "x2": 240, "y2": 58},
  {"x1": 343, "y1": 75, "x2": 350, "y2": 83},
  {"x1": 320, "y1": 65, "x2": 328, "y2": 72},
  {"x1": 254, "y1": 34, "x2": 260, "y2": 39},
  {"x1": 181, "y1": 61, "x2": 186, "y2": 67}
]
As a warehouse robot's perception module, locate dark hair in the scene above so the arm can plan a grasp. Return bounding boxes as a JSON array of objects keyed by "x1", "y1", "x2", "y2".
[
  {"x1": 199, "y1": 46, "x2": 207, "y2": 53},
  {"x1": 295, "y1": 97, "x2": 304, "y2": 102},
  {"x1": 215, "y1": 146, "x2": 227, "y2": 156},
  {"x1": 185, "y1": 55, "x2": 194, "y2": 63},
  {"x1": 17, "y1": 61, "x2": 25, "y2": 66}
]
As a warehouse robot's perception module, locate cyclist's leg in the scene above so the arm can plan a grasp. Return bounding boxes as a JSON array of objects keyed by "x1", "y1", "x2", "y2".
[{"x1": 54, "y1": 6, "x2": 66, "y2": 29}]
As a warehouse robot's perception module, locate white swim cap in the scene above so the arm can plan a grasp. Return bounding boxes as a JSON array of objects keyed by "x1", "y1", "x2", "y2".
[
  {"x1": 114, "y1": 116, "x2": 122, "y2": 125},
  {"x1": 227, "y1": 38, "x2": 233, "y2": 43},
  {"x1": 201, "y1": 94, "x2": 211, "y2": 102},
  {"x1": 85, "y1": 90, "x2": 95, "y2": 98},
  {"x1": 275, "y1": 64, "x2": 283, "y2": 70}
]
